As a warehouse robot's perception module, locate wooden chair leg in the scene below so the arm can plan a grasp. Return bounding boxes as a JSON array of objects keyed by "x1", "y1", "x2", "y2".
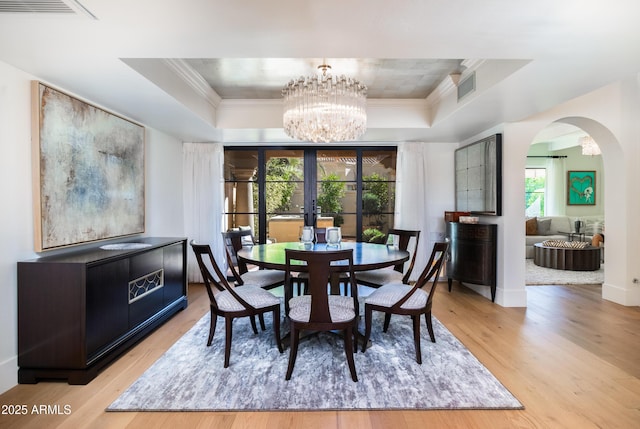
[
  {"x1": 412, "y1": 314, "x2": 422, "y2": 364},
  {"x1": 224, "y1": 316, "x2": 233, "y2": 368},
  {"x1": 273, "y1": 307, "x2": 283, "y2": 353},
  {"x1": 362, "y1": 305, "x2": 373, "y2": 353},
  {"x1": 285, "y1": 325, "x2": 300, "y2": 380},
  {"x1": 425, "y1": 311, "x2": 436, "y2": 343},
  {"x1": 259, "y1": 313, "x2": 266, "y2": 331},
  {"x1": 344, "y1": 325, "x2": 358, "y2": 382},
  {"x1": 383, "y1": 312, "x2": 392, "y2": 332},
  {"x1": 207, "y1": 310, "x2": 217, "y2": 346},
  {"x1": 353, "y1": 317, "x2": 359, "y2": 354},
  {"x1": 249, "y1": 315, "x2": 258, "y2": 334}
]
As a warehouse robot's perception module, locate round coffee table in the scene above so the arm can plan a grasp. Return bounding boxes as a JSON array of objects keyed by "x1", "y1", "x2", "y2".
[{"x1": 533, "y1": 242, "x2": 601, "y2": 271}]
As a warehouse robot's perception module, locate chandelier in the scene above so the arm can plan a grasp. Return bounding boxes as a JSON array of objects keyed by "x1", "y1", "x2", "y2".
[
  {"x1": 282, "y1": 64, "x2": 367, "y2": 143},
  {"x1": 580, "y1": 136, "x2": 601, "y2": 156}
]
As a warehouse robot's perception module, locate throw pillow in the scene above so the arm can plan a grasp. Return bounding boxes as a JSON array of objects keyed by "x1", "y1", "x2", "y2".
[
  {"x1": 584, "y1": 220, "x2": 604, "y2": 235},
  {"x1": 542, "y1": 240, "x2": 588, "y2": 249},
  {"x1": 536, "y1": 218, "x2": 552, "y2": 235},
  {"x1": 525, "y1": 217, "x2": 538, "y2": 235}
]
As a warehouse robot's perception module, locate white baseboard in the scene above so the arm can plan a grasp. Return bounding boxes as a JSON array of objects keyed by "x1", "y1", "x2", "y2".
[
  {"x1": 459, "y1": 283, "x2": 527, "y2": 307},
  {"x1": 0, "y1": 355, "x2": 18, "y2": 395},
  {"x1": 602, "y1": 282, "x2": 640, "y2": 306}
]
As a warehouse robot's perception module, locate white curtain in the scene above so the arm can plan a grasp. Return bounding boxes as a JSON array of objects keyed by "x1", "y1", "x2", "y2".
[
  {"x1": 546, "y1": 157, "x2": 566, "y2": 216},
  {"x1": 183, "y1": 142, "x2": 225, "y2": 282},
  {"x1": 394, "y1": 142, "x2": 430, "y2": 281}
]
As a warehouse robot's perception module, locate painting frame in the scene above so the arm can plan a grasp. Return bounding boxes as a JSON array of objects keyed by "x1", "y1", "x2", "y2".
[
  {"x1": 31, "y1": 81, "x2": 146, "y2": 251},
  {"x1": 454, "y1": 133, "x2": 502, "y2": 215},
  {"x1": 567, "y1": 170, "x2": 596, "y2": 206}
]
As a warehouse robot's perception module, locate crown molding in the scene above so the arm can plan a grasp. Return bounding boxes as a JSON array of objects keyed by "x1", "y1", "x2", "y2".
[
  {"x1": 163, "y1": 59, "x2": 222, "y2": 108},
  {"x1": 366, "y1": 98, "x2": 429, "y2": 108}
]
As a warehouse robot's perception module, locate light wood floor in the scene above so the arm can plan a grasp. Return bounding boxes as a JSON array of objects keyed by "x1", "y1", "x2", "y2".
[{"x1": 1, "y1": 282, "x2": 639, "y2": 429}]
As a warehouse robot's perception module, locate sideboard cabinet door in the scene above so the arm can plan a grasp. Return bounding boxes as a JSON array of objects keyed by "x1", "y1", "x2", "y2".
[
  {"x1": 86, "y1": 259, "x2": 129, "y2": 362},
  {"x1": 446, "y1": 222, "x2": 497, "y2": 302},
  {"x1": 163, "y1": 241, "x2": 187, "y2": 305}
]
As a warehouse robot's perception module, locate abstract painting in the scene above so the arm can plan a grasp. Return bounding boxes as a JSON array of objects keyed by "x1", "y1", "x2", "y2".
[
  {"x1": 32, "y1": 82, "x2": 145, "y2": 251},
  {"x1": 567, "y1": 170, "x2": 596, "y2": 205}
]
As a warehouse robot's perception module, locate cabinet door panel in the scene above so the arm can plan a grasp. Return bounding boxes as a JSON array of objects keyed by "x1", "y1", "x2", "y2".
[
  {"x1": 86, "y1": 259, "x2": 129, "y2": 360},
  {"x1": 446, "y1": 222, "x2": 497, "y2": 301},
  {"x1": 163, "y1": 242, "x2": 186, "y2": 305}
]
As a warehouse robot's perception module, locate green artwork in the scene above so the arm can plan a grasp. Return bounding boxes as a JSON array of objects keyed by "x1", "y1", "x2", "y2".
[{"x1": 567, "y1": 171, "x2": 596, "y2": 205}]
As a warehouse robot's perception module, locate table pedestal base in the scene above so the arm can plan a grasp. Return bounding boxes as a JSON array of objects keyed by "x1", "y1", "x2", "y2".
[{"x1": 533, "y1": 243, "x2": 601, "y2": 271}]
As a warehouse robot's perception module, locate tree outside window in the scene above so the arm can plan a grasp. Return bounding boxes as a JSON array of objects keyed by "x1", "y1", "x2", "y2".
[{"x1": 525, "y1": 168, "x2": 546, "y2": 216}]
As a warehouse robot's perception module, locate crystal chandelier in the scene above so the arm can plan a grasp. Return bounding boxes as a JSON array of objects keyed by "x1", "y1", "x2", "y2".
[
  {"x1": 282, "y1": 64, "x2": 367, "y2": 143},
  {"x1": 580, "y1": 136, "x2": 601, "y2": 156}
]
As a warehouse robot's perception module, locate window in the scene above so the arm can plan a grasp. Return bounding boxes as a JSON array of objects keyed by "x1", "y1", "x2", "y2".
[
  {"x1": 525, "y1": 168, "x2": 546, "y2": 216},
  {"x1": 224, "y1": 147, "x2": 397, "y2": 243}
]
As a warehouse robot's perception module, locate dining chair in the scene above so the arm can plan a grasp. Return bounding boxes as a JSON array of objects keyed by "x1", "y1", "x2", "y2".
[
  {"x1": 356, "y1": 229, "x2": 421, "y2": 288},
  {"x1": 284, "y1": 248, "x2": 359, "y2": 382},
  {"x1": 222, "y1": 230, "x2": 285, "y2": 290},
  {"x1": 190, "y1": 240, "x2": 283, "y2": 368},
  {"x1": 315, "y1": 227, "x2": 327, "y2": 243},
  {"x1": 361, "y1": 241, "x2": 448, "y2": 364}
]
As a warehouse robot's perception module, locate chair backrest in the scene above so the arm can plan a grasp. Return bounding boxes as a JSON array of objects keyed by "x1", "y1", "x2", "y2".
[
  {"x1": 285, "y1": 248, "x2": 357, "y2": 323},
  {"x1": 315, "y1": 227, "x2": 327, "y2": 244},
  {"x1": 222, "y1": 230, "x2": 253, "y2": 277},
  {"x1": 386, "y1": 228, "x2": 421, "y2": 283},
  {"x1": 393, "y1": 241, "x2": 448, "y2": 311},
  {"x1": 190, "y1": 240, "x2": 253, "y2": 311}
]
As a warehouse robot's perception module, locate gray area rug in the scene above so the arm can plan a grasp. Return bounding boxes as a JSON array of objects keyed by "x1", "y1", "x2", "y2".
[
  {"x1": 107, "y1": 308, "x2": 522, "y2": 411},
  {"x1": 526, "y1": 259, "x2": 604, "y2": 285}
]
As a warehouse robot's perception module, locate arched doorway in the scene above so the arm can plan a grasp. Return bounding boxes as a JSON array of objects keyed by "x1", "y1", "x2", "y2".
[
  {"x1": 523, "y1": 117, "x2": 625, "y2": 303},
  {"x1": 524, "y1": 122, "x2": 604, "y2": 286}
]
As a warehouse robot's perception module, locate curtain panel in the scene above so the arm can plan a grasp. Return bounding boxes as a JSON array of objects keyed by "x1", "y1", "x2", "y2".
[
  {"x1": 394, "y1": 142, "x2": 430, "y2": 281},
  {"x1": 546, "y1": 157, "x2": 566, "y2": 216},
  {"x1": 183, "y1": 143, "x2": 226, "y2": 283}
]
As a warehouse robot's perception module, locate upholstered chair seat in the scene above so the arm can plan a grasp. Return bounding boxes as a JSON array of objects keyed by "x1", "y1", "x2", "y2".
[
  {"x1": 288, "y1": 295, "x2": 356, "y2": 323},
  {"x1": 240, "y1": 270, "x2": 286, "y2": 289},
  {"x1": 364, "y1": 282, "x2": 427, "y2": 310},
  {"x1": 215, "y1": 285, "x2": 281, "y2": 312},
  {"x1": 355, "y1": 268, "x2": 403, "y2": 286},
  {"x1": 288, "y1": 294, "x2": 355, "y2": 310}
]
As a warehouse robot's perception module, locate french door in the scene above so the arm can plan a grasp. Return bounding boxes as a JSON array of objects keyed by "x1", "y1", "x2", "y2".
[{"x1": 223, "y1": 147, "x2": 396, "y2": 244}]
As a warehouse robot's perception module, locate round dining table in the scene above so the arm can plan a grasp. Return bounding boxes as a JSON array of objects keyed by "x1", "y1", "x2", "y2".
[
  {"x1": 237, "y1": 241, "x2": 410, "y2": 273},
  {"x1": 239, "y1": 241, "x2": 408, "y2": 349}
]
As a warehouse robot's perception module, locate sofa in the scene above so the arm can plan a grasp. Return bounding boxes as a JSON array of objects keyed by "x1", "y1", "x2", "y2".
[{"x1": 525, "y1": 215, "x2": 604, "y2": 258}]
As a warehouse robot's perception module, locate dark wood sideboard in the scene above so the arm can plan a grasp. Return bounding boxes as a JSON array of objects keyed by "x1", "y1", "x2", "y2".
[
  {"x1": 17, "y1": 237, "x2": 188, "y2": 385},
  {"x1": 446, "y1": 222, "x2": 497, "y2": 302}
]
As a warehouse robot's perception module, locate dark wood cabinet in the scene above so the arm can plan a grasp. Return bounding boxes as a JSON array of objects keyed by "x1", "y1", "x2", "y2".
[
  {"x1": 446, "y1": 222, "x2": 497, "y2": 302},
  {"x1": 17, "y1": 237, "x2": 188, "y2": 385}
]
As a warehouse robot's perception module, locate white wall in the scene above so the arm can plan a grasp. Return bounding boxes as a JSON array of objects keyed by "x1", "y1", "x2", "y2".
[
  {"x1": 424, "y1": 143, "x2": 456, "y2": 249},
  {"x1": 0, "y1": 61, "x2": 185, "y2": 394},
  {"x1": 501, "y1": 77, "x2": 640, "y2": 307},
  {"x1": 0, "y1": 61, "x2": 35, "y2": 396}
]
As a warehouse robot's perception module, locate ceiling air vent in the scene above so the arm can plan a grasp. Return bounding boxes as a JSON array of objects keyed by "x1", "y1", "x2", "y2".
[
  {"x1": 0, "y1": 0, "x2": 95, "y2": 18},
  {"x1": 457, "y1": 71, "x2": 476, "y2": 101}
]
